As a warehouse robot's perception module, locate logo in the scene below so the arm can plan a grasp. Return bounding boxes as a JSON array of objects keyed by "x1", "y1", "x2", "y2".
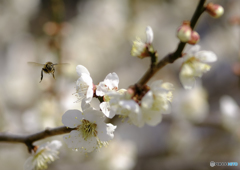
[
  {"x1": 210, "y1": 161, "x2": 238, "y2": 167},
  {"x1": 210, "y1": 161, "x2": 215, "y2": 167}
]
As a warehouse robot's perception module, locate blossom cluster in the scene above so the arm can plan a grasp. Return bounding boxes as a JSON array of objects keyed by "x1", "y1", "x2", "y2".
[{"x1": 60, "y1": 25, "x2": 218, "y2": 155}]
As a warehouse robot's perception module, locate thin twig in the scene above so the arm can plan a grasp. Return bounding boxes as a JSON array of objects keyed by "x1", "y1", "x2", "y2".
[
  {"x1": 0, "y1": 126, "x2": 76, "y2": 152},
  {"x1": 137, "y1": 0, "x2": 206, "y2": 86}
]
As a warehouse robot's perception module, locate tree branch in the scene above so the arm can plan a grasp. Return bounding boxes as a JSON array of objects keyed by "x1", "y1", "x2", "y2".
[
  {"x1": 137, "y1": 0, "x2": 206, "y2": 86},
  {"x1": 0, "y1": 126, "x2": 76, "y2": 152}
]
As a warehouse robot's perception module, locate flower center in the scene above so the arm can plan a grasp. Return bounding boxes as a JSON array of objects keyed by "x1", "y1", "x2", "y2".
[{"x1": 78, "y1": 119, "x2": 97, "y2": 140}]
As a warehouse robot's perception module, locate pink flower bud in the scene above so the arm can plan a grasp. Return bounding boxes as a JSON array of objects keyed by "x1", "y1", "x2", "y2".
[
  {"x1": 188, "y1": 31, "x2": 200, "y2": 45},
  {"x1": 206, "y1": 3, "x2": 224, "y2": 18},
  {"x1": 177, "y1": 21, "x2": 192, "y2": 42}
]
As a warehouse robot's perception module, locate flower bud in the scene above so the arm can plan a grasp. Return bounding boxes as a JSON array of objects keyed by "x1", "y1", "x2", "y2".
[
  {"x1": 206, "y1": 3, "x2": 224, "y2": 18},
  {"x1": 177, "y1": 21, "x2": 192, "y2": 42},
  {"x1": 188, "y1": 31, "x2": 200, "y2": 45}
]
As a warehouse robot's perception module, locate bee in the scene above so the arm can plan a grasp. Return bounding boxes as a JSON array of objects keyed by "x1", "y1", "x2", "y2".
[{"x1": 28, "y1": 61, "x2": 68, "y2": 82}]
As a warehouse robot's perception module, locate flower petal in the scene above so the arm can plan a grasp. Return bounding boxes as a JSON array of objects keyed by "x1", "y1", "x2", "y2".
[
  {"x1": 104, "y1": 72, "x2": 119, "y2": 90},
  {"x1": 187, "y1": 45, "x2": 201, "y2": 55},
  {"x1": 180, "y1": 67, "x2": 196, "y2": 89},
  {"x1": 62, "y1": 110, "x2": 83, "y2": 128},
  {"x1": 146, "y1": 26, "x2": 154, "y2": 44},
  {"x1": 48, "y1": 140, "x2": 62, "y2": 150},
  {"x1": 97, "y1": 123, "x2": 117, "y2": 141},
  {"x1": 96, "y1": 82, "x2": 108, "y2": 96},
  {"x1": 76, "y1": 65, "x2": 90, "y2": 76},
  {"x1": 100, "y1": 102, "x2": 115, "y2": 118},
  {"x1": 83, "y1": 109, "x2": 105, "y2": 123},
  {"x1": 196, "y1": 51, "x2": 217, "y2": 62},
  {"x1": 81, "y1": 100, "x2": 91, "y2": 111},
  {"x1": 141, "y1": 91, "x2": 153, "y2": 109},
  {"x1": 142, "y1": 109, "x2": 162, "y2": 126}
]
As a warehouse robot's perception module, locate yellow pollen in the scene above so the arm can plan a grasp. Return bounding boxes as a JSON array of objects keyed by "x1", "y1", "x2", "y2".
[{"x1": 78, "y1": 119, "x2": 98, "y2": 141}]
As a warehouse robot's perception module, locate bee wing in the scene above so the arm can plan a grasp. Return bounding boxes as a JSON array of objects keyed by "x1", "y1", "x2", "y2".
[
  {"x1": 53, "y1": 63, "x2": 70, "y2": 67},
  {"x1": 28, "y1": 62, "x2": 44, "y2": 67}
]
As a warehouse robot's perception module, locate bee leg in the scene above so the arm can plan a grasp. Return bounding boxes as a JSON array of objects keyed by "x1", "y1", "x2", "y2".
[
  {"x1": 39, "y1": 69, "x2": 43, "y2": 83},
  {"x1": 52, "y1": 72, "x2": 56, "y2": 80}
]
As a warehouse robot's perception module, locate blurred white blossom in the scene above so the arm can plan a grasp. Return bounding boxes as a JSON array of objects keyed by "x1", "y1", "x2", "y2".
[
  {"x1": 141, "y1": 80, "x2": 174, "y2": 126},
  {"x1": 95, "y1": 138, "x2": 137, "y2": 170},
  {"x1": 24, "y1": 140, "x2": 62, "y2": 170},
  {"x1": 62, "y1": 108, "x2": 116, "y2": 153},
  {"x1": 220, "y1": 95, "x2": 240, "y2": 132},
  {"x1": 180, "y1": 45, "x2": 217, "y2": 89},
  {"x1": 173, "y1": 84, "x2": 209, "y2": 123}
]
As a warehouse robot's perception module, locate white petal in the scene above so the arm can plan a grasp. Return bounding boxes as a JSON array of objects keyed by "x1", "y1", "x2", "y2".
[
  {"x1": 104, "y1": 72, "x2": 119, "y2": 90},
  {"x1": 63, "y1": 130, "x2": 81, "y2": 149},
  {"x1": 79, "y1": 136, "x2": 98, "y2": 152},
  {"x1": 161, "y1": 82, "x2": 174, "y2": 91},
  {"x1": 119, "y1": 100, "x2": 143, "y2": 127},
  {"x1": 64, "y1": 130, "x2": 97, "y2": 152},
  {"x1": 62, "y1": 110, "x2": 83, "y2": 128},
  {"x1": 81, "y1": 100, "x2": 91, "y2": 111},
  {"x1": 97, "y1": 123, "x2": 117, "y2": 141},
  {"x1": 100, "y1": 102, "x2": 115, "y2": 118},
  {"x1": 24, "y1": 156, "x2": 34, "y2": 170},
  {"x1": 128, "y1": 111, "x2": 144, "y2": 127},
  {"x1": 96, "y1": 82, "x2": 108, "y2": 96},
  {"x1": 76, "y1": 74, "x2": 93, "y2": 103},
  {"x1": 142, "y1": 109, "x2": 162, "y2": 126},
  {"x1": 85, "y1": 85, "x2": 94, "y2": 103},
  {"x1": 83, "y1": 109, "x2": 105, "y2": 123},
  {"x1": 180, "y1": 69, "x2": 196, "y2": 89},
  {"x1": 150, "y1": 80, "x2": 163, "y2": 90},
  {"x1": 76, "y1": 65, "x2": 90, "y2": 76},
  {"x1": 119, "y1": 100, "x2": 140, "y2": 113},
  {"x1": 141, "y1": 91, "x2": 153, "y2": 109},
  {"x1": 187, "y1": 45, "x2": 201, "y2": 55},
  {"x1": 146, "y1": 26, "x2": 154, "y2": 44},
  {"x1": 48, "y1": 140, "x2": 62, "y2": 150},
  {"x1": 193, "y1": 62, "x2": 211, "y2": 77},
  {"x1": 220, "y1": 96, "x2": 239, "y2": 118},
  {"x1": 196, "y1": 51, "x2": 217, "y2": 62}
]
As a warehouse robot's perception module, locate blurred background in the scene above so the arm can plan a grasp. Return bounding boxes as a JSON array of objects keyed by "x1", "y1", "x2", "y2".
[{"x1": 0, "y1": 0, "x2": 239, "y2": 169}]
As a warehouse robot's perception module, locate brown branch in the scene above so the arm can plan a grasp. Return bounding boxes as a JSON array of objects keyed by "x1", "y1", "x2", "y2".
[
  {"x1": 137, "y1": 0, "x2": 206, "y2": 86},
  {"x1": 0, "y1": 126, "x2": 76, "y2": 152}
]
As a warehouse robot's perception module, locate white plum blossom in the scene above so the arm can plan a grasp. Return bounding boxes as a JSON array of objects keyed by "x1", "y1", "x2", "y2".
[
  {"x1": 180, "y1": 45, "x2": 217, "y2": 89},
  {"x1": 95, "y1": 138, "x2": 137, "y2": 170},
  {"x1": 141, "y1": 80, "x2": 174, "y2": 126},
  {"x1": 75, "y1": 65, "x2": 94, "y2": 103},
  {"x1": 24, "y1": 140, "x2": 62, "y2": 170},
  {"x1": 220, "y1": 95, "x2": 240, "y2": 132},
  {"x1": 62, "y1": 109, "x2": 117, "y2": 153},
  {"x1": 131, "y1": 26, "x2": 154, "y2": 58},
  {"x1": 102, "y1": 89, "x2": 143, "y2": 127},
  {"x1": 173, "y1": 84, "x2": 209, "y2": 123},
  {"x1": 96, "y1": 72, "x2": 119, "y2": 96},
  {"x1": 102, "y1": 81, "x2": 174, "y2": 127}
]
